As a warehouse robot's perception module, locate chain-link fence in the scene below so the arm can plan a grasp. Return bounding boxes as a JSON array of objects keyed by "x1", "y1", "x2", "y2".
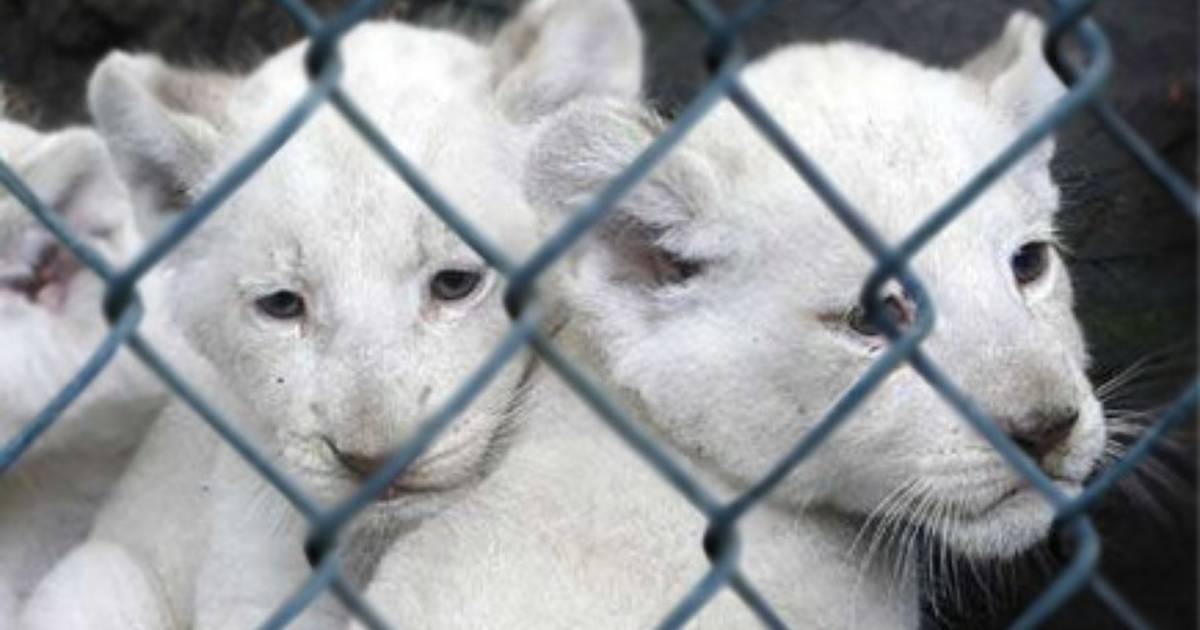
[{"x1": 1, "y1": 0, "x2": 1196, "y2": 628}]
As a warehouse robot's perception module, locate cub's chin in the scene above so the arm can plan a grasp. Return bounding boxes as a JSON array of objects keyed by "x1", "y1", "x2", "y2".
[{"x1": 933, "y1": 478, "x2": 1083, "y2": 560}]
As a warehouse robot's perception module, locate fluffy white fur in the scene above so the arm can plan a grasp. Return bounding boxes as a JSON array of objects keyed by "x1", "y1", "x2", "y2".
[
  {"x1": 0, "y1": 111, "x2": 170, "y2": 621},
  {"x1": 361, "y1": 11, "x2": 1106, "y2": 628},
  {"x1": 358, "y1": 334, "x2": 918, "y2": 628},
  {"x1": 19, "y1": 0, "x2": 642, "y2": 628}
]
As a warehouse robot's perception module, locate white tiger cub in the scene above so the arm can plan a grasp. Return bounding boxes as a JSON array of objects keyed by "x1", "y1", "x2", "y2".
[
  {"x1": 360, "y1": 11, "x2": 1106, "y2": 629},
  {"x1": 0, "y1": 107, "x2": 170, "y2": 621},
  {"x1": 18, "y1": 0, "x2": 642, "y2": 628}
]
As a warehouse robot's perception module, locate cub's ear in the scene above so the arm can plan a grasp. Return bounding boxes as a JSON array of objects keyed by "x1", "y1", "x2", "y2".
[
  {"x1": 526, "y1": 99, "x2": 720, "y2": 296},
  {"x1": 491, "y1": 0, "x2": 643, "y2": 123},
  {"x1": 87, "y1": 52, "x2": 239, "y2": 238},
  {"x1": 15, "y1": 128, "x2": 135, "y2": 244},
  {"x1": 963, "y1": 11, "x2": 1065, "y2": 127}
]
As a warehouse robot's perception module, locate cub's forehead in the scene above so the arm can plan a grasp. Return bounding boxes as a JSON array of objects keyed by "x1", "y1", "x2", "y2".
[
  {"x1": 206, "y1": 111, "x2": 533, "y2": 275},
  {"x1": 224, "y1": 22, "x2": 495, "y2": 142},
  {"x1": 193, "y1": 22, "x2": 537, "y2": 272},
  {"x1": 701, "y1": 42, "x2": 1058, "y2": 242}
]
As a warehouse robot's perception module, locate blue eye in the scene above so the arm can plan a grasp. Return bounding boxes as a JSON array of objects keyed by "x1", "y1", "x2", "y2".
[
  {"x1": 256, "y1": 290, "x2": 305, "y2": 320},
  {"x1": 1011, "y1": 242, "x2": 1050, "y2": 286},
  {"x1": 430, "y1": 269, "x2": 483, "y2": 302}
]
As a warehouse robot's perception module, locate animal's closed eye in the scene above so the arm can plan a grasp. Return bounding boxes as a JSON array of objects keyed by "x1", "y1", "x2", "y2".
[
  {"x1": 430, "y1": 269, "x2": 484, "y2": 302},
  {"x1": 1011, "y1": 241, "x2": 1051, "y2": 287},
  {"x1": 2, "y1": 240, "x2": 72, "y2": 303},
  {"x1": 0, "y1": 267, "x2": 39, "y2": 300},
  {"x1": 256, "y1": 290, "x2": 306, "y2": 320}
]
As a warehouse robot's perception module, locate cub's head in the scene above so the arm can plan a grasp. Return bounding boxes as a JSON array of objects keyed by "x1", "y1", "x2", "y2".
[
  {"x1": 0, "y1": 115, "x2": 161, "y2": 455},
  {"x1": 87, "y1": 0, "x2": 642, "y2": 519},
  {"x1": 530, "y1": 12, "x2": 1104, "y2": 559}
]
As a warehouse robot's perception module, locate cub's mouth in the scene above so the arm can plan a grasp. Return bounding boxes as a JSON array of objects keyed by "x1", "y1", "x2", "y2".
[
  {"x1": 322, "y1": 437, "x2": 473, "y2": 505},
  {"x1": 976, "y1": 474, "x2": 1082, "y2": 518},
  {"x1": 918, "y1": 475, "x2": 1087, "y2": 559},
  {"x1": 373, "y1": 476, "x2": 464, "y2": 502}
]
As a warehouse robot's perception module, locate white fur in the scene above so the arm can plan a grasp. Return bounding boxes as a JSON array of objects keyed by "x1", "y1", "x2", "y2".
[
  {"x1": 361, "y1": 11, "x2": 1106, "y2": 628},
  {"x1": 358, "y1": 328, "x2": 919, "y2": 628},
  {"x1": 0, "y1": 113, "x2": 170, "y2": 621},
  {"x1": 20, "y1": 1, "x2": 642, "y2": 628}
]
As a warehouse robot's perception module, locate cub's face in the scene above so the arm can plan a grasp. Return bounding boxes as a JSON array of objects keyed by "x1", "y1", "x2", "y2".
[
  {"x1": 89, "y1": 0, "x2": 644, "y2": 521},
  {"x1": 182, "y1": 105, "x2": 539, "y2": 518},
  {"x1": 532, "y1": 13, "x2": 1103, "y2": 558}
]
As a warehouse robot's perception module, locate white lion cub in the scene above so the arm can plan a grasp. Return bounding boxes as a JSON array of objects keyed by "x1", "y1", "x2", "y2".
[
  {"x1": 363, "y1": 11, "x2": 1107, "y2": 629},
  {"x1": 530, "y1": 10, "x2": 1108, "y2": 626},
  {"x1": 19, "y1": 0, "x2": 642, "y2": 628},
  {"x1": 0, "y1": 108, "x2": 170, "y2": 621}
]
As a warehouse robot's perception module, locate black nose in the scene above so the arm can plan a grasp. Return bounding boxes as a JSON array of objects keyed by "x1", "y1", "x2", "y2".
[{"x1": 1004, "y1": 408, "x2": 1080, "y2": 461}]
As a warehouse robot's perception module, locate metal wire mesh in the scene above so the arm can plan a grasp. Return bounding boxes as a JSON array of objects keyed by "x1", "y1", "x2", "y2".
[{"x1": 1, "y1": 0, "x2": 1196, "y2": 628}]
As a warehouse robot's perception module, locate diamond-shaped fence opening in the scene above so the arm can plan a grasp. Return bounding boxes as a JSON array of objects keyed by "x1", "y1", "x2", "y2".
[{"x1": 0, "y1": 0, "x2": 1195, "y2": 628}]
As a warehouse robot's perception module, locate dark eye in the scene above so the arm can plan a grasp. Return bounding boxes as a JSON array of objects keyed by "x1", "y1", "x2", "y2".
[
  {"x1": 256, "y1": 290, "x2": 305, "y2": 320},
  {"x1": 846, "y1": 305, "x2": 881, "y2": 337},
  {"x1": 1011, "y1": 242, "x2": 1050, "y2": 286},
  {"x1": 648, "y1": 248, "x2": 704, "y2": 286},
  {"x1": 845, "y1": 296, "x2": 911, "y2": 337},
  {"x1": 430, "y1": 269, "x2": 484, "y2": 302}
]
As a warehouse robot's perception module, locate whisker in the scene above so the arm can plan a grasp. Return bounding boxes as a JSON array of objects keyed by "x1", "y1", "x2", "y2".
[
  {"x1": 849, "y1": 477, "x2": 919, "y2": 562},
  {"x1": 851, "y1": 477, "x2": 927, "y2": 616},
  {"x1": 1094, "y1": 343, "x2": 1196, "y2": 401}
]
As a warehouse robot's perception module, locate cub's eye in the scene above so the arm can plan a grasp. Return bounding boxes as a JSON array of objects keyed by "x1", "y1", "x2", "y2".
[
  {"x1": 1011, "y1": 242, "x2": 1051, "y2": 286},
  {"x1": 430, "y1": 269, "x2": 484, "y2": 302},
  {"x1": 846, "y1": 305, "x2": 881, "y2": 337},
  {"x1": 256, "y1": 290, "x2": 306, "y2": 320},
  {"x1": 647, "y1": 248, "x2": 704, "y2": 286},
  {"x1": 845, "y1": 296, "x2": 911, "y2": 337}
]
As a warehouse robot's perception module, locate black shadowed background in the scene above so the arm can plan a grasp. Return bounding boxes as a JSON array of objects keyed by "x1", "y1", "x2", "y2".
[{"x1": 0, "y1": 0, "x2": 1193, "y2": 628}]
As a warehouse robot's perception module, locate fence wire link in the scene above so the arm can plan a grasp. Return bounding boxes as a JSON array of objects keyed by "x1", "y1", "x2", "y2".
[{"x1": 1, "y1": 0, "x2": 1196, "y2": 628}]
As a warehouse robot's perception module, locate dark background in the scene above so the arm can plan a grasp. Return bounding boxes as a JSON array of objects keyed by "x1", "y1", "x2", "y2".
[{"x1": 0, "y1": 0, "x2": 1193, "y2": 628}]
